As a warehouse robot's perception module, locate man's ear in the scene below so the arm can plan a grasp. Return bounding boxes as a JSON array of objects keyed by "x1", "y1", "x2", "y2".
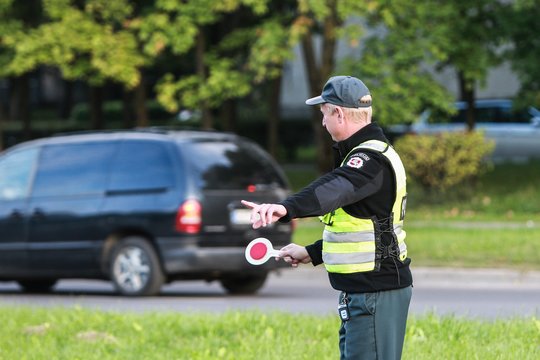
[{"x1": 336, "y1": 107, "x2": 344, "y2": 122}]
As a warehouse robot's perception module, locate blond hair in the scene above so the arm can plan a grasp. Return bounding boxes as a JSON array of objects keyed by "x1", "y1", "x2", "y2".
[{"x1": 325, "y1": 95, "x2": 372, "y2": 124}]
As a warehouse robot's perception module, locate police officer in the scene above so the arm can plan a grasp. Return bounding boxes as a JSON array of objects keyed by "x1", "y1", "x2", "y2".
[{"x1": 242, "y1": 75, "x2": 413, "y2": 360}]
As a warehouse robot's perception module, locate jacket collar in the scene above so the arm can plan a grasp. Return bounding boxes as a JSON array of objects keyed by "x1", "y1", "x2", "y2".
[{"x1": 333, "y1": 122, "x2": 388, "y2": 160}]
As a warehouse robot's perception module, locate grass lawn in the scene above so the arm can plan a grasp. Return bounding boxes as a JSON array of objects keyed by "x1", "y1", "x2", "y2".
[{"x1": 0, "y1": 307, "x2": 538, "y2": 360}]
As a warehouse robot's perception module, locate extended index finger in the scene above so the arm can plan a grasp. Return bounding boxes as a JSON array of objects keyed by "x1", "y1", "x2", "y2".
[{"x1": 240, "y1": 200, "x2": 258, "y2": 209}]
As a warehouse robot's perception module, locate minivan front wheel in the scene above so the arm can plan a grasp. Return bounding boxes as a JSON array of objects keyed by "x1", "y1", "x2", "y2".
[
  {"x1": 220, "y1": 273, "x2": 268, "y2": 295},
  {"x1": 109, "y1": 237, "x2": 164, "y2": 296}
]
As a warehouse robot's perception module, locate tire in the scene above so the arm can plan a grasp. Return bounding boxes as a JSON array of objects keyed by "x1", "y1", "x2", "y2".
[
  {"x1": 220, "y1": 273, "x2": 268, "y2": 295},
  {"x1": 18, "y1": 279, "x2": 57, "y2": 293},
  {"x1": 109, "y1": 236, "x2": 164, "y2": 296}
]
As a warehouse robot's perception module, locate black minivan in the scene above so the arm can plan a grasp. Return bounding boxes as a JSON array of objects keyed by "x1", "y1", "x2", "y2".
[{"x1": 0, "y1": 129, "x2": 293, "y2": 296}]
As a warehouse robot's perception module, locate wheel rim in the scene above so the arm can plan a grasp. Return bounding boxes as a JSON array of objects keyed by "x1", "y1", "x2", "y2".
[{"x1": 113, "y1": 246, "x2": 151, "y2": 293}]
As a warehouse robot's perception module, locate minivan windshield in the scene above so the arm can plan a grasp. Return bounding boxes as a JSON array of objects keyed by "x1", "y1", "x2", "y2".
[{"x1": 181, "y1": 139, "x2": 287, "y2": 190}]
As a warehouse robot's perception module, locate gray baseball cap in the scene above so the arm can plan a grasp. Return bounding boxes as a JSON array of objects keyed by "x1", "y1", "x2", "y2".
[{"x1": 305, "y1": 76, "x2": 372, "y2": 108}]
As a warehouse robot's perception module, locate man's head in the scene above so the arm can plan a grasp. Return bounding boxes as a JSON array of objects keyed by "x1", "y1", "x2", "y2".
[
  {"x1": 306, "y1": 75, "x2": 371, "y2": 108},
  {"x1": 306, "y1": 76, "x2": 373, "y2": 141}
]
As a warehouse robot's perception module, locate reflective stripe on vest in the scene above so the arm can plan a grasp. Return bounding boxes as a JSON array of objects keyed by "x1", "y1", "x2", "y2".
[{"x1": 321, "y1": 140, "x2": 408, "y2": 274}]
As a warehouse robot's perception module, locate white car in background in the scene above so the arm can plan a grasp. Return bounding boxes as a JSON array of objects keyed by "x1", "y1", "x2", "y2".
[{"x1": 390, "y1": 99, "x2": 540, "y2": 162}]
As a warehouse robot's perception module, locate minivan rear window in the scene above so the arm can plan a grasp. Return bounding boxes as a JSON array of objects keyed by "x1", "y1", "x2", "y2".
[{"x1": 180, "y1": 140, "x2": 287, "y2": 190}]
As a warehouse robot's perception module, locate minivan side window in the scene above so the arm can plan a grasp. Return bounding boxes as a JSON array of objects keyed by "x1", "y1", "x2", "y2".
[
  {"x1": 32, "y1": 142, "x2": 116, "y2": 197},
  {"x1": 0, "y1": 147, "x2": 39, "y2": 200},
  {"x1": 107, "y1": 140, "x2": 174, "y2": 191}
]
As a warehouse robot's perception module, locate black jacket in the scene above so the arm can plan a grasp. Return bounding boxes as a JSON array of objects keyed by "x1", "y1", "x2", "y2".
[{"x1": 279, "y1": 122, "x2": 412, "y2": 293}]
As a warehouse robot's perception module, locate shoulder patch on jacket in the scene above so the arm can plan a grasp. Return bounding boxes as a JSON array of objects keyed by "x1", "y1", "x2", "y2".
[
  {"x1": 345, "y1": 152, "x2": 371, "y2": 169},
  {"x1": 346, "y1": 156, "x2": 364, "y2": 169}
]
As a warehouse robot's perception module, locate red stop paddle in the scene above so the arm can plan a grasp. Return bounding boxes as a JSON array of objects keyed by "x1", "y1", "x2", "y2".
[{"x1": 245, "y1": 238, "x2": 281, "y2": 265}]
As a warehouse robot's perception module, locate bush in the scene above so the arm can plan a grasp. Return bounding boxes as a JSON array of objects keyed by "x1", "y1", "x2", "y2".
[{"x1": 394, "y1": 132, "x2": 495, "y2": 193}]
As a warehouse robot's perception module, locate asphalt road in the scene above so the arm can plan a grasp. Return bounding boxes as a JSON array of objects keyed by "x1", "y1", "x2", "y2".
[{"x1": 0, "y1": 266, "x2": 539, "y2": 319}]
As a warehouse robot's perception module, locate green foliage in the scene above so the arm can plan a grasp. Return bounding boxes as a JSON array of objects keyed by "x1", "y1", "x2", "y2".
[
  {"x1": 149, "y1": 0, "x2": 297, "y2": 115},
  {"x1": 4, "y1": 1, "x2": 145, "y2": 87},
  {"x1": 134, "y1": 12, "x2": 197, "y2": 56},
  {"x1": 0, "y1": 0, "x2": 33, "y2": 76},
  {"x1": 246, "y1": 19, "x2": 295, "y2": 83},
  {"x1": 501, "y1": 0, "x2": 540, "y2": 107},
  {"x1": 339, "y1": 0, "x2": 456, "y2": 126},
  {"x1": 434, "y1": 0, "x2": 505, "y2": 89},
  {"x1": 156, "y1": 60, "x2": 252, "y2": 112},
  {"x1": 1, "y1": 0, "x2": 539, "y2": 146},
  {"x1": 394, "y1": 132, "x2": 494, "y2": 193}
]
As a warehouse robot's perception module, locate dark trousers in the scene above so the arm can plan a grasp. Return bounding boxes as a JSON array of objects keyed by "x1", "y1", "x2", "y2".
[{"x1": 338, "y1": 286, "x2": 412, "y2": 360}]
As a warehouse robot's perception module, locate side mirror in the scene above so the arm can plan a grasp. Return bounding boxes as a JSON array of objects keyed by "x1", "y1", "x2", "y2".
[{"x1": 532, "y1": 117, "x2": 540, "y2": 127}]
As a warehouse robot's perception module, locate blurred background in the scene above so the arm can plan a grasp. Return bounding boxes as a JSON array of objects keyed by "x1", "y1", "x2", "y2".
[
  {"x1": 1, "y1": 1, "x2": 539, "y2": 166},
  {"x1": 1, "y1": 3, "x2": 539, "y2": 356}
]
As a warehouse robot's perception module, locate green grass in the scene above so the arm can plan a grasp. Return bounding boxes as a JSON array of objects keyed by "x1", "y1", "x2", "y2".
[
  {"x1": 402, "y1": 314, "x2": 540, "y2": 360},
  {"x1": 292, "y1": 218, "x2": 540, "y2": 270},
  {"x1": 413, "y1": 159, "x2": 540, "y2": 216},
  {"x1": 0, "y1": 307, "x2": 538, "y2": 360},
  {"x1": 405, "y1": 224, "x2": 540, "y2": 269}
]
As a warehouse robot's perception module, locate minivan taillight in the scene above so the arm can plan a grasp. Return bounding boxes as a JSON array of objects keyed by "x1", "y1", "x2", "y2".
[{"x1": 175, "y1": 199, "x2": 202, "y2": 234}]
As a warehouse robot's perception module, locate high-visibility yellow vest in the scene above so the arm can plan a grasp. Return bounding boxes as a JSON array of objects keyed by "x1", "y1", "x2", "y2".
[{"x1": 321, "y1": 140, "x2": 408, "y2": 274}]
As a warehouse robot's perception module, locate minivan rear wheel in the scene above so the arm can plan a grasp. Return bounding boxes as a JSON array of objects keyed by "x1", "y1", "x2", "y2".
[
  {"x1": 17, "y1": 279, "x2": 57, "y2": 293},
  {"x1": 220, "y1": 273, "x2": 268, "y2": 295},
  {"x1": 109, "y1": 237, "x2": 164, "y2": 296}
]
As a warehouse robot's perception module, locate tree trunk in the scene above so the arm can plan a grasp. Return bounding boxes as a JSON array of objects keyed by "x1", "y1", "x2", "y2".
[
  {"x1": 59, "y1": 79, "x2": 73, "y2": 120},
  {"x1": 89, "y1": 85, "x2": 104, "y2": 130},
  {"x1": 122, "y1": 88, "x2": 134, "y2": 129},
  {"x1": 10, "y1": 75, "x2": 31, "y2": 140},
  {"x1": 196, "y1": 30, "x2": 213, "y2": 130},
  {"x1": 458, "y1": 71, "x2": 476, "y2": 132},
  {"x1": 301, "y1": 1, "x2": 340, "y2": 173},
  {"x1": 134, "y1": 74, "x2": 149, "y2": 128},
  {"x1": 267, "y1": 74, "x2": 282, "y2": 159},
  {"x1": 220, "y1": 99, "x2": 236, "y2": 132},
  {"x1": 9, "y1": 75, "x2": 31, "y2": 140}
]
